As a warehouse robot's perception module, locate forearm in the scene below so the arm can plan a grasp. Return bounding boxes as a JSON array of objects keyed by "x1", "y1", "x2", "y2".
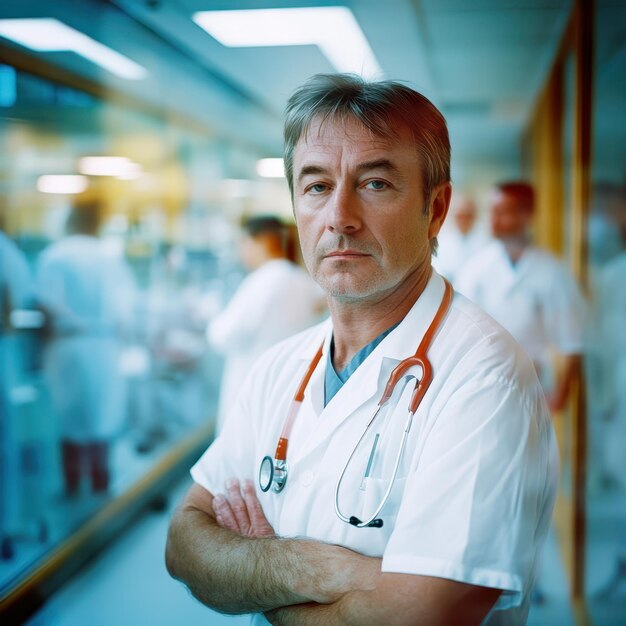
[
  {"x1": 266, "y1": 590, "x2": 394, "y2": 626},
  {"x1": 265, "y1": 576, "x2": 502, "y2": 626},
  {"x1": 266, "y1": 602, "x2": 341, "y2": 626},
  {"x1": 266, "y1": 590, "x2": 384, "y2": 626},
  {"x1": 551, "y1": 353, "x2": 581, "y2": 411},
  {"x1": 266, "y1": 597, "x2": 359, "y2": 626},
  {"x1": 166, "y1": 505, "x2": 379, "y2": 615}
]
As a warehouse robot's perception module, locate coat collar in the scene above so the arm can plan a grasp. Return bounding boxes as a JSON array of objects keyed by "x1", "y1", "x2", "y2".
[{"x1": 292, "y1": 271, "x2": 449, "y2": 463}]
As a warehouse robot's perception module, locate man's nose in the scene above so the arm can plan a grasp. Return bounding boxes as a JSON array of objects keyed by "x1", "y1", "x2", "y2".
[{"x1": 326, "y1": 185, "x2": 362, "y2": 234}]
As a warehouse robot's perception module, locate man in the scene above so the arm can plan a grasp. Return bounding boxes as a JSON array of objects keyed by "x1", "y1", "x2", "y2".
[
  {"x1": 208, "y1": 215, "x2": 324, "y2": 433},
  {"x1": 37, "y1": 197, "x2": 135, "y2": 495},
  {"x1": 166, "y1": 74, "x2": 557, "y2": 625},
  {"x1": 456, "y1": 182, "x2": 586, "y2": 413},
  {"x1": 432, "y1": 192, "x2": 489, "y2": 284}
]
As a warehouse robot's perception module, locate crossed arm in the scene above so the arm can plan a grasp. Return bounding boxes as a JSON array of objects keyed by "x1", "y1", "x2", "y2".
[
  {"x1": 165, "y1": 479, "x2": 379, "y2": 615},
  {"x1": 165, "y1": 479, "x2": 501, "y2": 625}
]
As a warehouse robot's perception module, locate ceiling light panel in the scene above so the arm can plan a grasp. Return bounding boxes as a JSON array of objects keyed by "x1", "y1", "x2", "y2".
[
  {"x1": 193, "y1": 7, "x2": 382, "y2": 78},
  {"x1": 0, "y1": 18, "x2": 148, "y2": 80}
]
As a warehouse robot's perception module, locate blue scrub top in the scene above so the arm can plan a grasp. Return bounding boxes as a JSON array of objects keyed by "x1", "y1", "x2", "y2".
[{"x1": 324, "y1": 322, "x2": 400, "y2": 406}]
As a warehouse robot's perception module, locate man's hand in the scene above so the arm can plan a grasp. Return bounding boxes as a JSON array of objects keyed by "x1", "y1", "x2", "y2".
[{"x1": 213, "y1": 478, "x2": 275, "y2": 538}]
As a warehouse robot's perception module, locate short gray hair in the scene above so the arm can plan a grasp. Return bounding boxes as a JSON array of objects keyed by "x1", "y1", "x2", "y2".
[{"x1": 283, "y1": 73, "x2": 451, "y2": 216}]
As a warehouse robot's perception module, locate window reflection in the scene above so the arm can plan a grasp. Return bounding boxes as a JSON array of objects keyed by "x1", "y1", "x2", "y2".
[{"x1": 0, "y1": 66, "x2": 250, "y2": 592}]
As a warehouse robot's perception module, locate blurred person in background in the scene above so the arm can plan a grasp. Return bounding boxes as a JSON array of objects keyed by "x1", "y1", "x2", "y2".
[
  {"x1": 456, "y1": 181, "x2": 586, "y2": 605},
  {"x1": 432, "y1": 192, "x2": 489, "y2": 285},
  {"x1": 37, "y1": 197, "x2": 136, "y2": 497},
  {"x1": 456, "y1": 181, "x2": 586, "y2": 414},
  {"x1": 586, "y1": 182, "x2": 625, "y2": 493},
  {"x1": 587, "y1": 182, "x2": 624, "y2": 269},
  {"x1": 1, "y1": 217, "x2": 36, "y2": 556},
  {"x1": 208, "y1": 215, "x2": 324, "y2": 433},
  {"x1": 594, "y1": 185, "x2": 626, "y2": 600}
]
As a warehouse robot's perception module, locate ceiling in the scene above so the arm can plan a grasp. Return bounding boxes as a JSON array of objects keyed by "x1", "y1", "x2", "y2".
[{"x1": 0, "y1": 0, "x2": 573, "y2": 184}]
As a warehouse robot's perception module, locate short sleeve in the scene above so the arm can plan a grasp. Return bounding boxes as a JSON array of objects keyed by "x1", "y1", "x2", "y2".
[
  {"x1": 542, "y1": 262, "x2": 586, "y2": 355},
  {"x1": 190, "y1": 367, "x2": 260, "y2": 495},
  {"x1": 382, "y1": 372, "x2": 558, "y2": 609}
]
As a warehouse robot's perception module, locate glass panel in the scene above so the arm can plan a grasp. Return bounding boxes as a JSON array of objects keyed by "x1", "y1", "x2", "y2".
[
  {"x1": 0, "y1": 65, "x2": 259, "y2": 592},
  {"x1": 585, "y1": 2, "x2": 626, "y2": 624}
]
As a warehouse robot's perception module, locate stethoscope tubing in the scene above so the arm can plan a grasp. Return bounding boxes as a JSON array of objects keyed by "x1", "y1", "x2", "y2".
[{"x1": 334, "y1": 375, "x2": 417, "y2": 528}]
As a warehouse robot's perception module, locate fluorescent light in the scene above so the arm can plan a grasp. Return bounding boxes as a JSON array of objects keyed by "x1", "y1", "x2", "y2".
[
  {"x1": 0, "y1": 18, "x2": 148, "y2": 80},
  {"x1": 78, "y1": 156, "x2": 141, "y2": 177},
  {"x1": 193, "y1": 7, "x2": 381, "y2": 78},
  {"x1": 37, "y1": 175, "x2": 88, "y2": 194},
  {"x1": 256, "y1": 158, "x2": 285, "y2": 178}
]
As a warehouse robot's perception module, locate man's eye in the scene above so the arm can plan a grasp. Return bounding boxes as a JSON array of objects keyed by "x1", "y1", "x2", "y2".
[
  {"x1": 309, "y1": 183, "x2": 328, "y2": 193},
  {"x1": 366, "y1": 180, "x2": 388, "y2": 190}
]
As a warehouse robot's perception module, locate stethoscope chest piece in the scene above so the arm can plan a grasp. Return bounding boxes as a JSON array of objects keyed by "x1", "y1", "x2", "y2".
[{"x1": 259, "y1": 455, "x2": 288, "y2": 493}]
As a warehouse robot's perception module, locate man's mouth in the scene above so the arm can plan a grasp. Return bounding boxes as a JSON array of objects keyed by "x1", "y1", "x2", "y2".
[{"x1": 324, "y1": 250, "x2": 370, "y2": 259}]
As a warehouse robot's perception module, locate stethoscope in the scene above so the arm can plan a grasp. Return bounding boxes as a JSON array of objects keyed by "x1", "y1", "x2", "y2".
[{"x1": 259, "y1": 279, "x2": 454, "y2": 529}]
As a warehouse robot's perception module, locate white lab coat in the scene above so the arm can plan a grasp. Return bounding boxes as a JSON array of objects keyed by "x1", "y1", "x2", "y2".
[
  {"x1": 37, "y1": 235, "x2": 135, "y2": 442},
  {"x1": 456, "y1": 241, "x2": 586, "y2": 391},
  {"x1": 208, "y1": 259, "x2": 324, "y2": 432},
  {"x1": 432, "y1": 225, "x2": 490, "y2": 285},
  {"x1": 193, "y1": 272, "x2": 558, "y2": 626}
]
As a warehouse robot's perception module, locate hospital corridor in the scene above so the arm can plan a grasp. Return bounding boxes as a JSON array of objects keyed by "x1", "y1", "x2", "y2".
[{"x1": 0, "y1": 1, "x2": 625, "y2": 625}]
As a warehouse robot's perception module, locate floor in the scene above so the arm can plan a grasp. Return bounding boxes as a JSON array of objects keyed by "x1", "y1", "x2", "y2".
[
  {"x1": 26, "y1": 477, "x2": 248, "y2": 626},
  {"x1": 22, "y1": 473, "x2": 592, "y2": 626}
]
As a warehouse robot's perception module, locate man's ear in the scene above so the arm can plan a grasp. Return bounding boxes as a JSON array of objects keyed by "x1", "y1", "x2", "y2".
[{"x1": 428, "y1": 183, "x2": 452, "y2": 240}]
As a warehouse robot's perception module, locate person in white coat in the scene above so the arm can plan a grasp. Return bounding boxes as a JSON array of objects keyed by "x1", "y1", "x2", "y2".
[
  {"x1": 594, "y1": 196, "x2": 626, "y2": 600},
  {"x1": 456, "y1": 182, "x2": 586, "y2": 414},
  {"x1": 37, "y1": 198, "x2": 135, "y2": 496},
  {"x1": 432, "y1": 192, "x2": 489, "y2": 285},
  {"x1": 208, "y1": 215, "x2": 325, "y2": 433},
  {"x1": 166, "y1": 74, "x2": 557, "y2": 626},
  {"x1": 1, "y1": 228, "x2": 36, "y2": 554}
]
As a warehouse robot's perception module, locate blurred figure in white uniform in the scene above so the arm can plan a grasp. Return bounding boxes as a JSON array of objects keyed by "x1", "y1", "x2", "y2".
[
  {"x1": 37, "y1": 198, "x2": 136, "y2": 496},
  {"x1": 1, "y1": 226, "x2": 36, "y2": 554},
  {"x1": 586, "y1": 182, "x2": 624, "y2": 490},
  {"x1": 457, "y1": 181, "x2": 586, "y2": 413},
  {"x1": 208, "y1": 215, "x2": 324, "y2": 433},
  {"x1": 432, "y1": 192, "x2": 489, "y2": 285},
  {"x1": 594, "y1": 187, "x2": 626, "y2": 600}
]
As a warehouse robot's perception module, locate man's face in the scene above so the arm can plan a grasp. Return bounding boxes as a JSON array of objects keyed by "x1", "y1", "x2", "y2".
[
  {"x1": 490, "y1": 190, "x2": 531, "y2": 240},
  {"x1": 453, "y1": 198, "x2": 477, "y2": 235},
  {"x1": 292, "y1": 115, "x2": 446, "y2": 303}
]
